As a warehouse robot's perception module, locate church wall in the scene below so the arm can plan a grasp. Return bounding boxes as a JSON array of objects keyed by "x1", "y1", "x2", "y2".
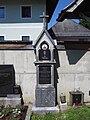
[
  {"x1": 0, "y1": 50, "x2": 36, "y2": 104},
  {"x1": 0, "y1": 48, "x2": 90, "y2": 104},
  {"x1": 57, "y1": 50, "x2": 90, "y2": 104}
]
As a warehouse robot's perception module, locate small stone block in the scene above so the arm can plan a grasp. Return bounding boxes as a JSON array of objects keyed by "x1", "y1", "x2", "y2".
[
  {"x1": 5, "y1": 98, "x2": 21, "y2": 107},
  {"x1": 60, "y1": 102, "x2": 67, "y2": 112}
]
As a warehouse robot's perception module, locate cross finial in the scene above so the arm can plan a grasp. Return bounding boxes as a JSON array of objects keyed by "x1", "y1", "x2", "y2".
[{"x1": 40, "y1": 12, "x2": 49, "y2": 29}]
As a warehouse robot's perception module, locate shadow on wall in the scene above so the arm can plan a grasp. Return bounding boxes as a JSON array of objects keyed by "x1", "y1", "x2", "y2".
[
  {"x1": 54, "y1": 48, "x2": 60, "y2": 105},
  {"x1": 66, "y1": 50, "x2": 87, "y2": 65},
  {"x1": 54, "y1": 48, "x2": 60, "y2": 84}
]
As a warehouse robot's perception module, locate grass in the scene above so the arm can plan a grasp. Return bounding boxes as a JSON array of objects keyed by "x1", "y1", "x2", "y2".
[{"x1": 31, "y1": 106, "x2": 90, "y2": 120}]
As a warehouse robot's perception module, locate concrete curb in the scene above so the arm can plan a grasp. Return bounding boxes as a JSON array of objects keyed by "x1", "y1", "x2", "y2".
[{"x1": 25, "y1": 104, "x2": 32, "y2": 120}]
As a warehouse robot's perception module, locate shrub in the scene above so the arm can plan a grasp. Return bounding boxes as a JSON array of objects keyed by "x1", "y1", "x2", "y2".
[{"x1": 0, "y1": 104, "x2": 26, "y2": 120}]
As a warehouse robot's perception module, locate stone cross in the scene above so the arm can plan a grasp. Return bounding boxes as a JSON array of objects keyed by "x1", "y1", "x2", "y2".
[{"x1": 40, "y1": 12, "x2": 49, "y2": 29}]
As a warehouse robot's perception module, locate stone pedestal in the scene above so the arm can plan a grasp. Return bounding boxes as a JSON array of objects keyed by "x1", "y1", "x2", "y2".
[
  {"x1": 36, "y1": 87, "x2": 55, "y2": 107},
  {"x1": 60, "y1": 102, "x2": 67, "y2": 112},
  {"x1": 32, "y1": 86, "x2": 59, "y2": 114}
]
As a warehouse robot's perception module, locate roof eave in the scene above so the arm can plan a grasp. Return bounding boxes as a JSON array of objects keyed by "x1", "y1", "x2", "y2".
[{"x1": 57, "y1": 0, "x2": 84, "y2": 22}]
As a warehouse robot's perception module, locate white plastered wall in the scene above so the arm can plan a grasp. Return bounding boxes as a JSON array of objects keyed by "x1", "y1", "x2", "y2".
[{"x1": 57, "y1": 50, "x2": 90, "y2": 103}]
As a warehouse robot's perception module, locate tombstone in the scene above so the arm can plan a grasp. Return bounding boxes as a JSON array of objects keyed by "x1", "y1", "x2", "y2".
[
  {"x1": 0, "y1": 65, "x2": 15, "y2": 97},
  {"x1": 0, "y1": 65, "x2": 22, "y2": 107},
  {"x1": 34, "y1": 38, "x2": 56, "y2": 107},
  {"x1": 32, "y1": 13, "x2": 59, "y2": 113}
]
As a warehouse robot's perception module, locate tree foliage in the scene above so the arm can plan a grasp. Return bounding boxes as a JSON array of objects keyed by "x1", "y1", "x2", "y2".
[{"x1": 79, "y1": 19, "x2": 90, "y2": 30}]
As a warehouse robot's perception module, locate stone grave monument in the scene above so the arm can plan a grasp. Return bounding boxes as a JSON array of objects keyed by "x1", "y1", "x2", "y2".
[
  {"x1": 0, "y1": 65, "x2": 21, "y2": 107},
  {"x1": 32, "y1": 13, "x2": 59, "y2": 114}
]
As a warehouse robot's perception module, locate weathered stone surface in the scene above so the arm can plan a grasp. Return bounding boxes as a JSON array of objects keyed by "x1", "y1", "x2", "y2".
[{"x1": 35, "y1": 87, "x2": 55, "y2": 107}]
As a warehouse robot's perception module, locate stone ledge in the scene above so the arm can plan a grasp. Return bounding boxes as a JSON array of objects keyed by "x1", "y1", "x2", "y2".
[
  {"x1": 32, "y1": 105, "x2": 59, "y2": 114},
  {"x1": 0, "y1": 97, "x2": 21, "y2": 107}
]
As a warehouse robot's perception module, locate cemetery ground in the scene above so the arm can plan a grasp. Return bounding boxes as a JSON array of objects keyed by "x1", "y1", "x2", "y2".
[{"x1": 31, "y1": 105, "x2": 90, "y2": 120}]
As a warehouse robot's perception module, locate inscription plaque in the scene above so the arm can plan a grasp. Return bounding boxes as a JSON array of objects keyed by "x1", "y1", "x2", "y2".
[
  {"x1": 0, "y1": 65, "x2": 15, "y2": 97},
  {"x1": 39, "y1": 42, "x2": 51, "y2": 61},
  {"x1": 39, "y1": 66, "x2": 51, "y2": 84},
  {"x1": 0, "y1": 72, "x2": 12, "y2": 86},
  {"x1": 39, "y1": 49, "x2": 50, "y2": 60}
]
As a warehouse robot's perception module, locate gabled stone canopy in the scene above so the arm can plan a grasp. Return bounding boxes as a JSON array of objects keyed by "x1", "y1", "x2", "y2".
[{"x1": 34, "y1": 28, "x2": 55, "y2": 49}]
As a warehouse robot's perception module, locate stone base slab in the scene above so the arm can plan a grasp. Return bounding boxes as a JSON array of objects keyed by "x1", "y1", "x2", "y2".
[
  {"x1": 0, "y1": 97, "x2": 21, "y2": 107},
  {"x1": 32, "y1": 105, "x2": 59, "y2": 114}
]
